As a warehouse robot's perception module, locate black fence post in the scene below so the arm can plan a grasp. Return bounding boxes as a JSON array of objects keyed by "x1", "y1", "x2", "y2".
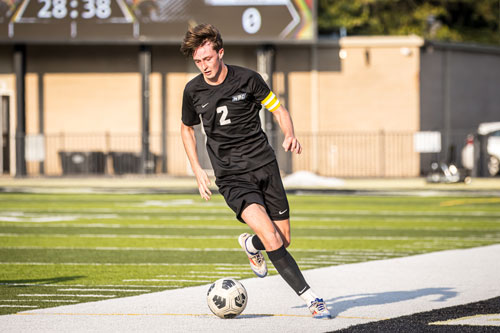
[{"x1": 14, "y1": 44, "x2": 27, "y2": 177}]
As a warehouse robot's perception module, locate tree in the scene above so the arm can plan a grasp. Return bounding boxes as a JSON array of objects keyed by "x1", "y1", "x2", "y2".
[{"x1": 318, "y1": 0, "x2": 500, "y2": 45}]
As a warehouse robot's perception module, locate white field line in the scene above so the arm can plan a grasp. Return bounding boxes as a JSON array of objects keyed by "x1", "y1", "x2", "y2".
[
  {"x1": 187, "y1": 271, "x2": 249, "y2": 275},
  {"x1": 17, "y1": 294, "x2": 116, "y2": 298},
  {"x1": 3, "y1": 208, "x2": 500, "y2": 217},
  {"x1": 2, "y1": 223, "x2": 246, "y2": 230},
  {"x1": 2, "y1": 246, "x2": 245, "y2": 252},
  {"x1": 122, "y1": 279, "x2": 211, "y2": 283},
  {"x1": 0, "y1": 262, "x2": 253, "y2": 266},
  {"x1": 156, "y1": 275, "x2": 242, "y2": 279},
  {"x1": 2, "y1": 233, "x2": 499, "y2": 242},
  {"x1": 0, "y1": 246, "x2": 415, "y2": 255},
  {"x1": 57, "y1": 288, "x2": 150, "y2": 292},
  {"x1": 2, "y1": 300, "x2": 78, "y2": 303},
  {"x1": 5, "y1": 223, "x2": 499, "y2": 232},
  {"x1": 0, "y1": 283, "x2": 172, "y2": 288},
  {"x1": 1, "y1": 246, "x2": 416, "y2": 256},
  {"x1": 0, "y1": 305, "x2": 38, "y2": 308},
  {"x1": 0, "y1": 214, "x2": 119, "y2": 223}
]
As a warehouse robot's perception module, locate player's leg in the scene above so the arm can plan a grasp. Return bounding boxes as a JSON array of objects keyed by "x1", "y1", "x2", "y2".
[
  {"x1": 241, "y1": 218, "x2": 289, "y2": 260},
  {"x1": 241, "y1": 204, "x2": 331, "y2": 319},
  {"x1": 238, "y1": 203, "x2": 280, "y2": 278}
]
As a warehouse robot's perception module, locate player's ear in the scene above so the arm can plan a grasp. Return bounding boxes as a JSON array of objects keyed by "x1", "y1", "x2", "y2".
[{"x1": 218, "y1": 48, "x2": 224, "y2": 60}]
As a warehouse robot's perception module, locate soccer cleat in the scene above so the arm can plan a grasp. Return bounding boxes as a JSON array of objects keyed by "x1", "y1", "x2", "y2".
[
  {"x1": 238, "y1": 233, "x2": 268, "y2": 278},
  {"x1": 309, "y1": 298, "x2": 332, "y2": 319}
]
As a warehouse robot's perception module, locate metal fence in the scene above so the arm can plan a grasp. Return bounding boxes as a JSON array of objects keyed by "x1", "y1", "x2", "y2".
[
  {"x1": 11, "y1": 130, "x2": 436, "y2": 178},
  {"x1": 294, "y1": 131, "x2": 420, "y2": 177}
]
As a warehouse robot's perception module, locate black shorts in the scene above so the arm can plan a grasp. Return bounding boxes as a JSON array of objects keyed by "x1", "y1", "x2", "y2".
[{"x1": 215, "y1": 161, "x2": 290, "y2": 223}]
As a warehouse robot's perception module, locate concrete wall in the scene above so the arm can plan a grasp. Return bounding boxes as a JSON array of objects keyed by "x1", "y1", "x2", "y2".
[{"x1": 420, "y1": 42, "x2": 500, "y2": 170}]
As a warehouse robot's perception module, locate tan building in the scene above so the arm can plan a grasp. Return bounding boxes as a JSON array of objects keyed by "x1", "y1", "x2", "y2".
[{"x1": 1, "y1": 36, "x2": 500, "y2": 178}]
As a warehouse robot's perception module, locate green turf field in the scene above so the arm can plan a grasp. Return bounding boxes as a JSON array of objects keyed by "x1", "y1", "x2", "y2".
[{"x1": 1, "y1": 192, "x2": 500, "y2": 315}]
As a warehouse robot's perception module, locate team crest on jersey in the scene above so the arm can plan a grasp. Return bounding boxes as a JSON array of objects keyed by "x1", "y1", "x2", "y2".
[{"x1": 232, "y1": 93, "x2": 247, "y2": 102}]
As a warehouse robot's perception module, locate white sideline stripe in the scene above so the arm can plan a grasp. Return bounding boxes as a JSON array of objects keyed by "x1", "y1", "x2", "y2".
[
  {"x1": 2, "y1": 246, "x2": 244, "y2": 252},
  {"x1": 2, "y1": 233, "x2": 499, "y2": 242},
  {"x1": 1, "y1": 246, "x2": 416, "y2": 256},
  {"x1": 156, "y1": 275, "x2": 241, "y2": 279},
  {"x1": 3, "y1": 208, "x2": 499, "y2": 217},
  {"x1": 187, "y1": 271, "x2": 248, "y2": 275},
  {"x1": 18, "y1": 294, "x2": 116, "y2": 298},
  {"x1": 0, "y1": 305, "x2": 38, "y2": 308},
  {"x1": 0, "y1": 262, "x2": 254, "y2": 266},
  {"x1": 57, "y1": 288, "x2": 150, "y2": 292},
  {"x1": 123, "y1": 279, "x2": 211, "y2": 283},
  {"x1": 0, "y1": 246, "x2": 372, "y2": 253},
  {"x1": 6, "y1": 223, "x2": 497, "y2": 232},
  {"x1": 0, "y1": 263, "x2": 310, "y2": 270},
  {"x1": 0, "y1": 283, "x2": 170, "y2": 288},
  {"x1": 2, "y1": 300, "x2": 78, "y2": 303},
  {"x1": 5, "y1": 223, "x2": 246, "y2": 230}
]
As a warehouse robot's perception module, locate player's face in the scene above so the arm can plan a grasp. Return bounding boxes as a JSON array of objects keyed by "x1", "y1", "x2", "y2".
[{"x1": 193, "y1": 41, "x2": 224, "y2": 83}]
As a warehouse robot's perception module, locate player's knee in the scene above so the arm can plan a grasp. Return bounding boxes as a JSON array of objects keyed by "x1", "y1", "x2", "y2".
[{"x1": 282, "y1": 236, "x2": 291, "y2": 248}]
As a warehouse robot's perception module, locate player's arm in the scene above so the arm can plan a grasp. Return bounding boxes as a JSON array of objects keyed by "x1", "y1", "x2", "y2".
[
  {"x1": 259, "y1": 84, "x2": 302, "y2": 154},
  {"x1": 272, "y1": 105, "x2": 302, "y2": 155},
  {"x1": 180, "y1": 123, "x2": 212, "y2": 200}
]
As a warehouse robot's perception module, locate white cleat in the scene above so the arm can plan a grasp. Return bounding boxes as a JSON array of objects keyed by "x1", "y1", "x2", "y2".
[
  {"x1": 238, "y1": 233, "x2": 268, "y2": 278},
  {"x1": 309, "y1": 298, "x2": 332, "y2": 319}
]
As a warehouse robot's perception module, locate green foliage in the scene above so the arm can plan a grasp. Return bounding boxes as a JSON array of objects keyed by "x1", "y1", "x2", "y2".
[{"x1": 318, "y1": 0, "x2": 500, "y2": 45}]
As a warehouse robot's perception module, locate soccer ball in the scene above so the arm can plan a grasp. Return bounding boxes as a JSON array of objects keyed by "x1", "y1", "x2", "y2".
[{"x1": 206, "y1": 278, "x2": 248, "y2": 319}]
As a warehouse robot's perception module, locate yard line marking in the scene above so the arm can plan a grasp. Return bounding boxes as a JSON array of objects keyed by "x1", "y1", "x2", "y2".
[
  {"x1": 292, "y1": 209, "x2": 500, "y2": 217},
  {"x1": 3, "y1": 207, "x2": 500, "y2": 217},
  {"x1": 18, "y1": 294, "x2": 116, "y2": 298},
  {"x1": 0, "y1": 305, "x2": 39, "y2": 308},
  {"x1": 0, "y1": 233, "x2": 237, "y2": 239},
  {"x1": 0, "y1": 246, "x2": 422, "y2": 254},
  {"x1": 156, "y1": 275, "x2": 242, "y2": 279},
  {"x1": 187, "y1": 271, "x2": 247, "y2": 275},
  {"x1": 2, "y1": 246, "x2": 244, "y2": 252},
  {"x1": 122, "y1": 279, "x2": 211, "y2": 283},
  {"x1": 0, "y1": 283, "x2": 171, "y2": 288},
  {"x1": 2, "y1": 299, "x2": 79, "y2": 303},
  {"x1": 0, "y1": 262, "x2": 254, "y2": 266},
  {"x1": 57, "y1": 288, "x2": 150, "y2": 292},
  {"x1": 2, "y1": 233, "x2": 499, "y2": 242},
  {"x1": 2, "y1": 223, "x2": 246, "y2": 230}
]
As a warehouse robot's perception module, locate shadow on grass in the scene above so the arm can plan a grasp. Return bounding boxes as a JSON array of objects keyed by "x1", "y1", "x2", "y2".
[
  {"x1": 0, "y1": 276, "x2": 86, "y2": 286},
  {"x1": 294, "y1": 287, "x2": 458, "y2": 317}
]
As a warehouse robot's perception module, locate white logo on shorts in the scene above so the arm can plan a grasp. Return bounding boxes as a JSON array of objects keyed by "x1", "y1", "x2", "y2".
[{"x1": 279, "y1": 209, "x2": 288, "y2": 215}]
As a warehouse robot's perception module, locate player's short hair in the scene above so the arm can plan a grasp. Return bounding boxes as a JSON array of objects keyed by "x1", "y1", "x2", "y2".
[{"x1": 180, "y1": 23, "x2": 223, "y2": 58}]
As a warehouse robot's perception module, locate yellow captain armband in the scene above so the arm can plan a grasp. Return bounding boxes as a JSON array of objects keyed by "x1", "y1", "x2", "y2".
[{"x1": 261, "y1": 91, "x2": 281, "y2": 112}]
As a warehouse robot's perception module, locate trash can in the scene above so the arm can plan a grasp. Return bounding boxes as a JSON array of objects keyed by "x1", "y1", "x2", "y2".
[
  {"x1": 110, "y1": 152, "x2": 158, "y2": 175},
  {"x1": 59, "y1": 151, "x2": 106, "y2": 175}
]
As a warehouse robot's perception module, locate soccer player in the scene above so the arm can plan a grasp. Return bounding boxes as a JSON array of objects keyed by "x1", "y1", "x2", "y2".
[{"x1": 180, "y1": 23, "x2": 331, "y2": 319}]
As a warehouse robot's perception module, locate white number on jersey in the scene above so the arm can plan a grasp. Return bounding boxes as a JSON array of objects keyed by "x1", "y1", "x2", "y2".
[{"x1": 217, "y1": 106, "x2": 232, "y2": 126}]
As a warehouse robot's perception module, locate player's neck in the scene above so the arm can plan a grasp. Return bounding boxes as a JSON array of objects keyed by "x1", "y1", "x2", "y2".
[{"x1": 205, "y1": 63, "x2": 227, "y2": 86}]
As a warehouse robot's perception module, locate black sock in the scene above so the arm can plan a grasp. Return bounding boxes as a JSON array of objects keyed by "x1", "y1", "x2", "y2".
[
  {"x1": 267, "y1": 245, "x2": 310, "y2": 296},
  {"x1": 251, "y1": 235, "x2": 265, "y2": 251}
]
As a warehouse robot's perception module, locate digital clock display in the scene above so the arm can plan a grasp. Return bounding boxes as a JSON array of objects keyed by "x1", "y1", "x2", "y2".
[{"x1": 0, "y1": 0, "x2": 315, "y2": 43}]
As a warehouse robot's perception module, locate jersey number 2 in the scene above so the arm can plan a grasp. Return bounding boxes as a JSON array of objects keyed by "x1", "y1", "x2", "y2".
[{"x1": 217, "y1": 106, "x2": 232, "y2": 126}]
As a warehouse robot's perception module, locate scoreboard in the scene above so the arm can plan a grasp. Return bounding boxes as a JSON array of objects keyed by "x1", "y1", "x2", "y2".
[{"x1": 0, "y1": 0, "x2": 315, "y2": 43}]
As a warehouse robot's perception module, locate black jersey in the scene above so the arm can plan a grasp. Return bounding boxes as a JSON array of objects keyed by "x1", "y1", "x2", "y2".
[{"x1": 182, "y1": 65, "x2": 277, "y2": 177}]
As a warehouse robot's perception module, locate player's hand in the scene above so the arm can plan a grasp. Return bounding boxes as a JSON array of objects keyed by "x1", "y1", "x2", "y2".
[
  {"x1": 283, "y1": 136, "x2": 302, "y2": 154},
  {"x1": 194, "y1": 168, "x2": 212, "y2": 201}
]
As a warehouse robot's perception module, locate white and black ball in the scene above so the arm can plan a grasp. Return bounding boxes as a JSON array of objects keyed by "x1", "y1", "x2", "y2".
[{"x1": 206, "y1": 278, "x2": 248, "y2": 319}]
